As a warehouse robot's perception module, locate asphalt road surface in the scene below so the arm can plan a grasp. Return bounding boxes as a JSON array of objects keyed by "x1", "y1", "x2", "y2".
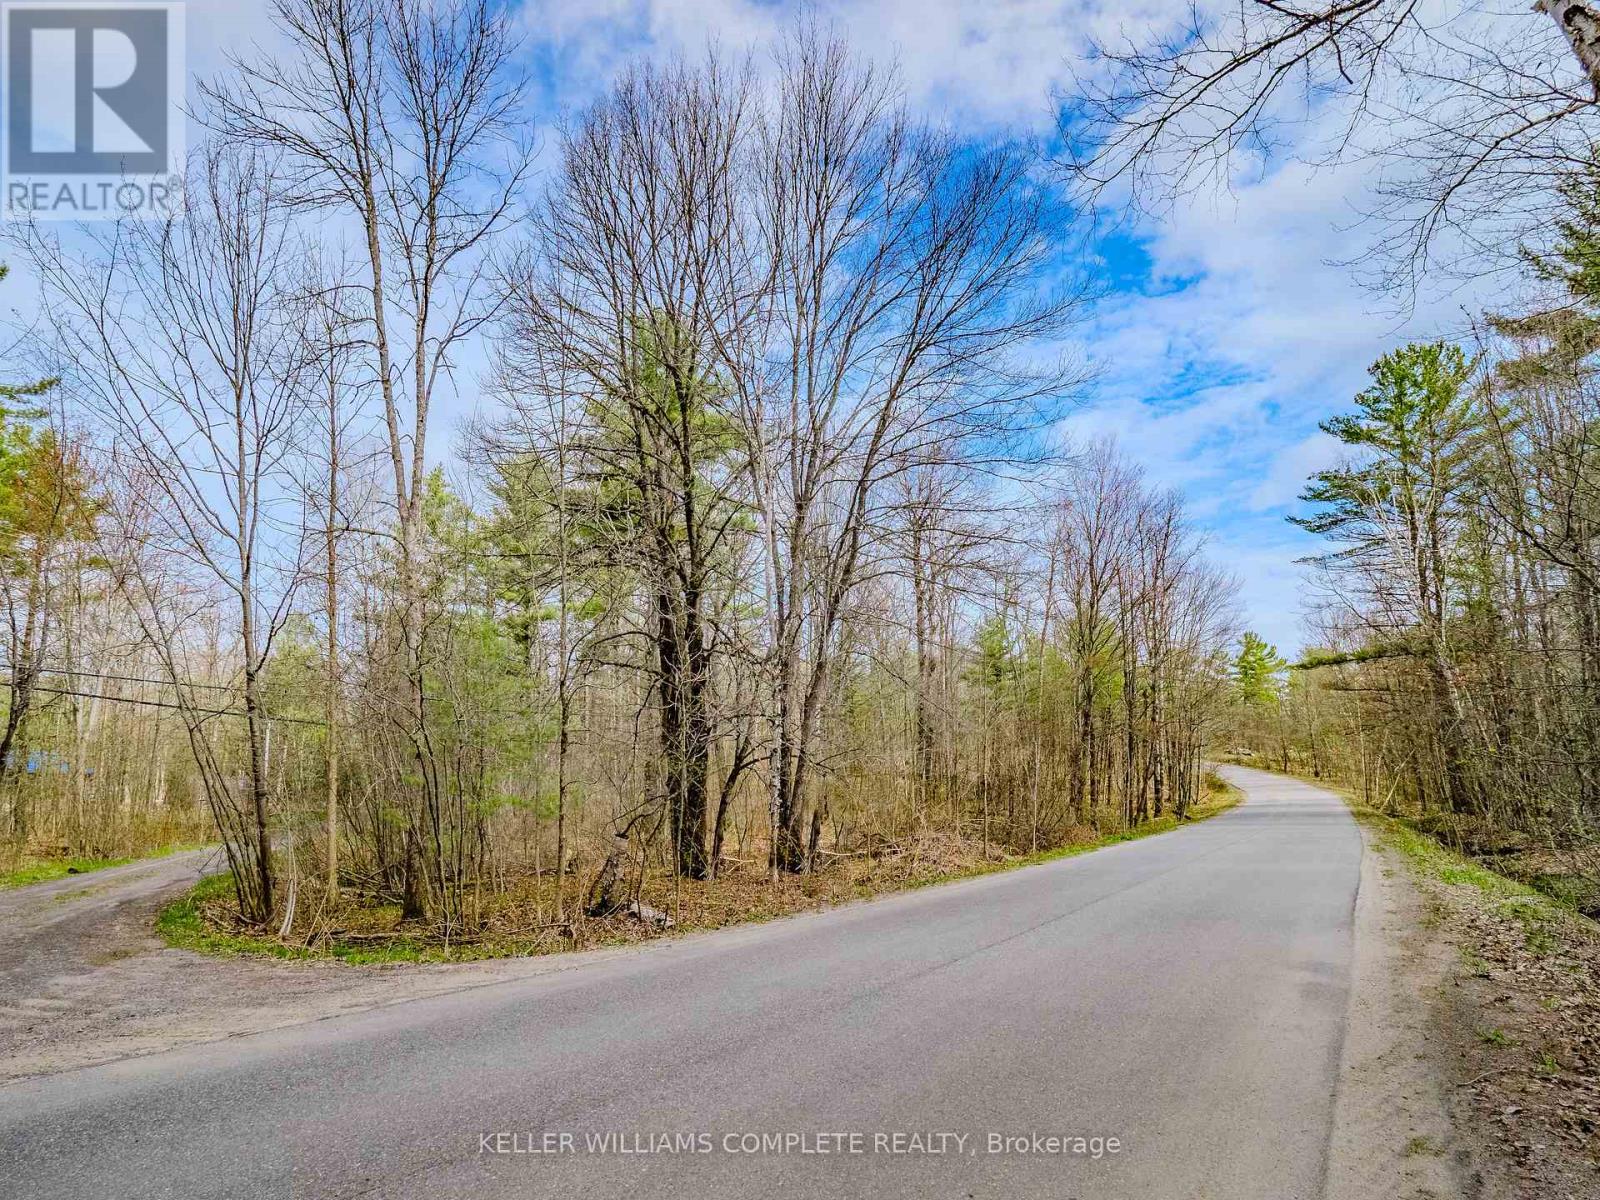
[{"x1": 1, "y1": 766, "x2": 1363, "y2": 1199}]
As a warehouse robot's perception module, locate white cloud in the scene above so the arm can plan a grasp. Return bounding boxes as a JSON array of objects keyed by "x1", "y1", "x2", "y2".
[
  {"x1": 1205, "y1": 532, "x2": 1315, "y2": 659},
  {"x1": 111, "y1": 0, "x2": 1519, "y2": 657},
  {"x1": 1056, "y1": 133, "x2": 1507, "y2": 652},
  {"x1": 518, "y1": 0, "x2": 1191, "y2": 131},
  {"x1": 1249, "y1": 432, "x2": 1342, "y2": 512}
]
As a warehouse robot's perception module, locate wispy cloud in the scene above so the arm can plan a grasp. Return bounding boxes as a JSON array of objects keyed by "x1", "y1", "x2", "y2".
[
  {"x1": 158, "y1": 0, "x2": 1513, "y2": 655},
  {"x1": 504, "y1": 0, "x2": 1516, "y2": 654}
]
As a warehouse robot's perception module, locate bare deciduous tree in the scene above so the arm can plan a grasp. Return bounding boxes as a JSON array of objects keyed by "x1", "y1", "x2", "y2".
[
  {"x1": 1065, "y1": 0, "x2": 1600, "y2": 288},
  {"x1": 203, "y1": 0, "x2": 528, "y2": 924},
  {"x1": 17, "y1": 149, "x2": 309, "y2": 922},
  {"x1": 748, "y1": 29, "x2": 1088, "y2": 870}
]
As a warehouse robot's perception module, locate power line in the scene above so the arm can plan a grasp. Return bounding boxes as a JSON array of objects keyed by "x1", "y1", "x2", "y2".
[
  {"x1": 3, "y1": 668, "x2": 551, "y2": 729},
  {"x1": 0, "y1": 675, "x2": 330, "y2": 727},
  {"x1": 0, "y1": 662, "x2": 237, "y2": 694}
]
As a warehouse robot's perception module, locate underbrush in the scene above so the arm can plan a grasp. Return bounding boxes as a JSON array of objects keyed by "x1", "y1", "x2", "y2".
[
  {"x1": 160, "y1": 776, "x2": 1242, "y2": 965},
  {"x1": 1399, "y1": 812, "x2": 1600, "y2": 920},
  {"x1": 1363, "y1": 813, "x2": 1579, "y2": 955},
  {"x1": 1355, "y1": 805, "x2": 1600, "y2": 1185}
]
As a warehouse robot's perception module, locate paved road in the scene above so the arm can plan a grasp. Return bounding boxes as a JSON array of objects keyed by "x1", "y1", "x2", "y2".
[{"x1": 0, "y1": 767, "x2": 1362, "y2": 1199}]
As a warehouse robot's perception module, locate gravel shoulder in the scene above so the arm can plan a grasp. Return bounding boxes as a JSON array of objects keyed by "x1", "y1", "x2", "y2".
[
  {"x1": 1326, "y1": 821, "x2": 1475, "y2": 1199},
  {"x1": 1393, "y1": 827, "x2": 1600, "y2": 1198},
  {"x1": 1325, "y1": 800, "x2": 1600, "y2": 1200}
]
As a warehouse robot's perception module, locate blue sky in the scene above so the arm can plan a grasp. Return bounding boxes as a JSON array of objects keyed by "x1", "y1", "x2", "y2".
[
  {"x1": 34, "y1": 0, "x2": 1509, "y2": 657},
  {"x1": 482, "y1": 0, "x2": 1493, "y2": 657}
]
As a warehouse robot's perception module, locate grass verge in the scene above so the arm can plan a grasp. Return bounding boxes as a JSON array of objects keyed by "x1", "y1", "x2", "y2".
[
  {"x1": 1356, "y1": 807, "x2": 1582, "y2": 953},
  {"x1": 0, "y1": 844, "x2": 196, "y2": 891},
  {"x1": 160, "y1": 779, "x2": 1243, "y2": 966},
  {"x1": 906, "y1": 787, "x2": 1241, "y2": 890}
]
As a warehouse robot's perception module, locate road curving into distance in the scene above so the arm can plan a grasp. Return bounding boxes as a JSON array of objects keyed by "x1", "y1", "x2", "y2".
[{"x1": 0, "y1": 766, "x2": 1362, "y2": 1199}]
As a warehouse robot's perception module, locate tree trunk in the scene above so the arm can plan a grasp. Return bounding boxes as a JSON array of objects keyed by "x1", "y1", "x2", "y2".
[
  {"x1": 1538, "y1": 1, "x2": 1600, "y2": 94},
  {"x1": 586, "y1": 833, "x2": 630, "y2": 917}
]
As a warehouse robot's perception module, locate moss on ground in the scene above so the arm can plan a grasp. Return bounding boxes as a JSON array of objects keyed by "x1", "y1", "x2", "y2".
[{"x1": 156, "y1": 874, "x2": 446, "y2": 965}]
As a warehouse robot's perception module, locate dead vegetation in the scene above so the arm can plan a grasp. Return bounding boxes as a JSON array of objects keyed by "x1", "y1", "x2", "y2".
[
  {"x1": 1373, "y1": 815, "x2": 1600, "y2": 1198},
  {"x1": 167, "y1": 782, "x2": 1238, "y2": 964}
]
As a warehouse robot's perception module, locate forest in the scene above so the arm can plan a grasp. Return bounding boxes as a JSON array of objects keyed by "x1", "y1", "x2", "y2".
[
  {"x1": 1224, "y1": 164, "x2": 1600, "y2": 913},
  {"x1": 8, "y1": 4, "x2": 1600, "y2": 1197},
  {"x1": 0, "y1": 5, "x2": 1241, "y2": 953}
]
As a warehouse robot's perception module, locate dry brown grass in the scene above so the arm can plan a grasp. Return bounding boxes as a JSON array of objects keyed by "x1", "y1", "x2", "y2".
[
  {"x1": 166, "y1": 773, "x2": 1241, "y2": 964},
  {"x1": 169, "y1": 780, "x2": 1240, "y2": 965}
]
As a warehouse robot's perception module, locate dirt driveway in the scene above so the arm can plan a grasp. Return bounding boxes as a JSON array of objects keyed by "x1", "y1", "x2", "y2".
[{"x1": 0, "y1": 851, "x2": 568, "y2": 1081}]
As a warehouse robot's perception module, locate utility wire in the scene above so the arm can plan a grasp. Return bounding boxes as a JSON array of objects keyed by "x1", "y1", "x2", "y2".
[
  {"x1": 0, "y1": 675, "x2": 330, "y2": 727},
  {"x1": 2, "y1": 669, "x2": 552, "y2": 729},
  {"x1": 0, "y1": 662, "x2": 237, "y2": 693}
]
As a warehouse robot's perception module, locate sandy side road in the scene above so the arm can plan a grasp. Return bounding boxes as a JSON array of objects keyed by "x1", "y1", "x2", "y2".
[
  {"x1": 0, "y1": 766, "x2": 1402, "y2": 1199},
  {"x1": 0, "y1": 846, "x2": 596, "y2": 1082},
  {"x1": 1, "y1": 846, "x2": 231, "y2": 1064}
]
